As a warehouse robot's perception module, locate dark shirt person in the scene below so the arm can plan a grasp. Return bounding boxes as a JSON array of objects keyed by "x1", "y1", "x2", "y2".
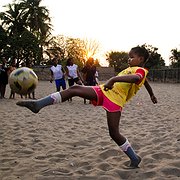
[{"x1": 0, "y1": 57, "x2": 8, "y2": 98}]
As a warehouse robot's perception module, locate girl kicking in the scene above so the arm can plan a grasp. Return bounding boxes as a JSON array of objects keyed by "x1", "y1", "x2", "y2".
[{"x1": 16, "y1": 46, "x2": 157, "y2": 168}]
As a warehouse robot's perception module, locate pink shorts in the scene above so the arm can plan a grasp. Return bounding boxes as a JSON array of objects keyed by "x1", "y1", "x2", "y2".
[{"x1": 91, "y1": 86, "x2": 122, "y2": 112}]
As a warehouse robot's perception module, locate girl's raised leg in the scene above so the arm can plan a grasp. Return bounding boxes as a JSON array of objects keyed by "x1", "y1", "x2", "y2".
[{"x1": 16, "y1": 85, "x2": 97, "y2": 113}]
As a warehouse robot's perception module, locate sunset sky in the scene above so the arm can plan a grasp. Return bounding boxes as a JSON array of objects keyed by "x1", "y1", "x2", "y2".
[{"x1": 1, "y1": 0, "x2": 180, "y2": 66}]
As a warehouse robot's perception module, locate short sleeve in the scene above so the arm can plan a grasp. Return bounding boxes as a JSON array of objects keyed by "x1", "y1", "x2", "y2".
[{"x1": 135, "y1": 68, "x2": 145, "y2": 84}]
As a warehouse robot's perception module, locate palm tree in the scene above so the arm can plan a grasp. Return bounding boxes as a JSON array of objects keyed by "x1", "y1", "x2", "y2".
[
  {"x1": 0, "y1": 1, "x2": 45, "y2": 65},
  {"x1": 0, "y1": 2, "x2": 27, "y2": 60},
  {"x1": 0, "y1": 0, "x2": 52, "y2": 64},
  {"x1": 0, "y1": 25, "x2": 8, "y2": 53},
  {"x1": 19, "y1": 0, "x2": 52, "y2": 63},
  {"x1": 0, "y1": 3, "x2": 25, "y2": 36}
]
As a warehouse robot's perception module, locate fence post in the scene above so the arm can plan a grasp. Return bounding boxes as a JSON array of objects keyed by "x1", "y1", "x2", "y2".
[{"x1": 148, "y1": 68, "x2": 180, "y2": 83}]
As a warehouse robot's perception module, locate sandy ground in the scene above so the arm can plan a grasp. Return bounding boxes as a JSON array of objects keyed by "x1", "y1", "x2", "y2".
[{"x1": 0, "y1": 81, "x2": 180, "y2": 180}]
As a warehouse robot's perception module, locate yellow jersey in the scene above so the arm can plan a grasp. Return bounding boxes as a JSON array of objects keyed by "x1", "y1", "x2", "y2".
[{"x1": 100, "y1": 66, "x2": 148, "y2": 107}]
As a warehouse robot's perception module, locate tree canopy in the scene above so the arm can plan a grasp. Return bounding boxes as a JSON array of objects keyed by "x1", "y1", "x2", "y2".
[
  {"x1": 0, "y1": 0, "x2": 51, "y2": 66},
  {"x1": 170, "y1": 48, "x2": 180, "y2": 68},
  {"x1": 106, "y1": 51, "x2": 129, "y2": 72},
  {"x1": 142, "y1": 44, "x2": 165, "y2": 69},
  {"x1": 44, "y1": 35, "x2": 100, "y2": 68}
]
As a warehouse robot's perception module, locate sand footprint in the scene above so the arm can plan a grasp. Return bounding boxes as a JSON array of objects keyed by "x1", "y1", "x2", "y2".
[
  {"x1": 151, "y1": 152, "x2": 175, "y2": 160},
  {"x1": 97, "y1": 162, "x2": 113, "y2": 171},
  {"x1": 99, "y1": 149, "x2": 119, "y2": 159},
  {"x1": 41, "y1": 168, "x2": 72, "y2": 176},
  {"x1": 161, "y1": 166, "x2": 180, "y2": 177}
]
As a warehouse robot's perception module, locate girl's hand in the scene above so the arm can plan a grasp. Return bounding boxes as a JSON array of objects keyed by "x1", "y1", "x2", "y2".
[
  {"x1": 104, "y1": 79, "x2": 114, "y2": 91},
  {"x1": 151, "y1": 95, "x2": 157, "y2": 104}
]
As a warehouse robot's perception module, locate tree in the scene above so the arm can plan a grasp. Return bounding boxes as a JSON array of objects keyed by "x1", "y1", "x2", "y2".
[
  {"x1": 45, "y1": 35, "x2": 85, "y2": 67},
  {"x1": 0, "y1": 0, "x2": 52, "y2": 65},
  {"x1": 65, "y1": 37, "x2": 86, "y2": 66},
  {"x1": 0, "y1": 2, "x2": 26, "y2": 62},
  {"x1": 44, "y1": 35, "x2": 66, "y2": 61},
  {"x1": 19, "y1": 0, "x2": 52, "y2": 63},
  {"x1": 141, "y1": 44, "x2": 165, "y2": 69},
  {"x1": 0, "y1": 25, "x2": 8, "y2": 56},
  {"x1": 170, "y1": 48, "x2": 180, "y2": 68},
  {"x1": 82, "y1": 38, "x2": 100, "y2": 60},
  {"x1": 106, "y1": 51, "x2": 129, "y2": 72},
  {"x1": 45, "y1": 35, "x2": 101, "y2": 68},
  {"x1": 0, "y1": 3, "x2": 25, "y2": 36}
]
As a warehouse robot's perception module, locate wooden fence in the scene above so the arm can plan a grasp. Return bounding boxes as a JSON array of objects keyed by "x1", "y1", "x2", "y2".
[
  {"x1": 148, "y1": 68, "x2": 180, "y2": 83},
  {"x1": 33, "y1": 66, "x2": 180, "y2": 83},
  {"x1": 33, "y1": 66, "x2": 115, "y2": 81}
]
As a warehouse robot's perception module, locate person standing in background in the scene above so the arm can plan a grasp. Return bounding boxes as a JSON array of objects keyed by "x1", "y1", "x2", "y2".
[
  {"x1": 82, "y1": 59, "x2": 96, "y2": 104},
  {"x1": 65, "y1": 57, "x2": 83, "y2": 102},
  {"x1": 0, "y1": 57, "x2": 8, "y2": 99},
  {"x1": 82, "y1": 60, "x2": 96, "y2": 86},
  {"x1": 92, "y1": 65, "x2": 99, "y2": 85},
  {"x1": 65, "y1": 57, "x2": 83, "y2": 86},
  {"x1": 50, "y1": 57, "x2": 66, "y2": 92},
  {"x1": 9, "y1": 60, "x2": 17, "y2": 99}
]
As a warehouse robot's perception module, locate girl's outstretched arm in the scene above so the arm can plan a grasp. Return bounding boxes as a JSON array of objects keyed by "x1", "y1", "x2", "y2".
[
  {"x1": 144, "y1": 79, "x2": 157, "y2": 104},
  {"x1": 104, "y1": 74, "x2": 140, "y2": 91}
]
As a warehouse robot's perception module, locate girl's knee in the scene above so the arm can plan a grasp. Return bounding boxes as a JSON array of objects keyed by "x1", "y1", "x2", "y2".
[
  {"x1": 109, "y1": 129, "x2": 119, "y2": 140},
  {"x1": 108, "y1": 129, "x2": 125, "y2": 144},
  {"x1": 67, "y1": 85, "x2": 82, "y2": 95},
  {"x1": 68, "y1": 85, "x2": 83, "y2": 92}
]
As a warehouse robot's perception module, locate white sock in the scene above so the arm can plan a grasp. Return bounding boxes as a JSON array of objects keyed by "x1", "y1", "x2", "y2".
[
  {"x1": 120, "y1": 139, "x2": 131, "y2": 152},
  {"x1": 50, "y1": 92, "x2": 62, "y2": 104}
]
